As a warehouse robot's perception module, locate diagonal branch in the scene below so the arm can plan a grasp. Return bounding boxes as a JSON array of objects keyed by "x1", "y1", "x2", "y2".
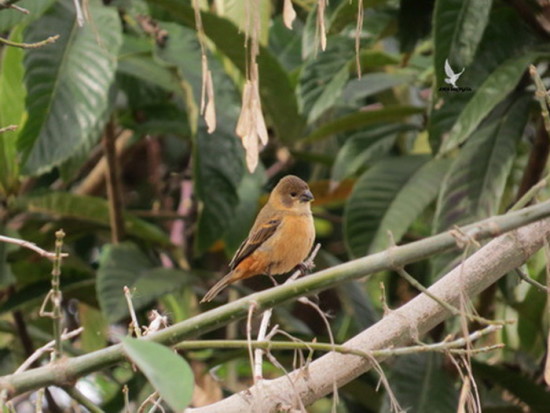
[
  {"x1": 2, "y1": 200, "x2": 550, "y2": 398},
  {"x1": 187, "y1": 214, "x2": 550, "y2": 412}
]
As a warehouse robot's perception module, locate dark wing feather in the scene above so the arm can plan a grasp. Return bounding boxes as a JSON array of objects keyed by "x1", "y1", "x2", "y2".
[{"x1": 229, "y1": 218, "x2": 281, "y2": 270}]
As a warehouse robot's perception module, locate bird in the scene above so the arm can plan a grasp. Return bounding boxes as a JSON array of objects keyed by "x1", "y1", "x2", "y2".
[
  {"x1": 444, "y1": 58, "x2": 465, "y2": 88},
  {"x1": 200, "y1": 175, "x2": 315, "y2": 303}
]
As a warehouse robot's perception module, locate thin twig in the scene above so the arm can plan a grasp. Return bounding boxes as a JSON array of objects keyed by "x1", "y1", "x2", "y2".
[
  {"x1": 0, "y1": 125, "x2": 17, "y2": 134},
  {"x1": 15, "y1": 328, "x2": 84, "y2": 374},
  {"x1": 102, "y1": 120, "x2": 126, "y2": 243},
  {"x1": 0, "y1": 35, "x2": 59, "y2": 49},
  {"x1": 509, "y1": 174, "x2": 548, "y2": 212},
  {"x1": 124, "y1": 286, "x2": 142, "y2": 338},
  {"x1": 64, "y1": 386, "x2": 105, "y2": 413},
  {"x1": 38, "y1": 230, "x2": 66, "y2": 361},
  {"x1": 515, "y1": 267, "x2": 550, "y2": 293},
  {"x1": 175, "y1": 325, "x2": 502, "y2": 358},
  {"x1": 395, "y1": 267, "x2": 504, "y2": 326},
  {"x1": 529, "y1": 64, "x2": 550, "y2": 135},
  {"x1": 0, "y1": 235, "x2": 69, "y2": 260}
]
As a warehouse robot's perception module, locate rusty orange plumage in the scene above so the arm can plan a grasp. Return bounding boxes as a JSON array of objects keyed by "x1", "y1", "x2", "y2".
[{"x1": 200, "y1": 175, "x2": 315, "y2": 303}]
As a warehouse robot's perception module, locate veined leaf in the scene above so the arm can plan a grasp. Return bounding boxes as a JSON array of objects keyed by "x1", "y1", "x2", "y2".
[
  {"x1": 472, "y1": 360, "x2": 550, "y2": 412},
  {"x1": 429, "y1": 7, "x2": 538, "y2": 151},
  {"x1": 147, "y1": 0, "x2": 305, "y2": 143},
  {"x1": 97, "y1": 243, "x2": 195, "y2": 323},
  {"x1": 432, "y1": 95, "x2": 530, "y2": 278},
  {"x1": 344, "y1": 155, "x2": 437, "y2": 258},
  {"x1": 381, "y1": 353, "x2": 458, "y2": 413},
  {"x1": 0, "y1": 0, "x2": 56, "y2": 32},
  {"x1": 331, "y1": 123, "x2": 419, "y2": 184},
  {"x1": 122, "y1": 337, "x2": 194, "y2": 411},
  {"x1": 298, "y1": 37, "x2": 355, "y2": 123},
  {"x1": 433, "y1": 0, "x2": 493, "y2": 87},
  {"x1": 17, "y1": 192, "x2": 170, "y2": 246},
  {"x1": 19, "y1": 0, "x2": 122, "y2": 175},
  {"x1": 0, "y1": 25, "x2": 26, "y2": 196},
  {"x1": 304, "y1": 106, "x2": 424, "y2": 143},
  {"x1": 438, "y1": 52, "x2": 539, "y2": 154}
]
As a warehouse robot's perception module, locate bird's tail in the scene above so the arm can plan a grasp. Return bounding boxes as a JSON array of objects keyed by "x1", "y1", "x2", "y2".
[{"x1": 200, "y1": 272, "x2": 235, "y2": 303}]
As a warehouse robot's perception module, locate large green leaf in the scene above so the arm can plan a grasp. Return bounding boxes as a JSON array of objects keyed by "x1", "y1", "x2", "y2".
[
  {"x1": 0, "y1": 25, "x2": 26, "y2": 196},
  {"x1": 340, "y1": 73, "x2": 414, "y2": 105},
  {"x1": 298, "y1": 37, "x2": 356, "y2": 122},
  {"x1": 122, "y1": 337, "x2": 194, "y2": 411},
  {"x1": 381, "y1": 353, "x2": 458, "y2": 413},
  {"x1": 429, "y1": 7, "x2": 538, "y2": 151},
  {"x1": 17, "y1": 192, "x2": 170, "y2": 246},
  {"x1": 304, "y1": 106, "x2": 424, "y2": 143},
  {"x1": 431, "y1": 95, "x2": 531, "y2": 278},
  {"x1": 344, "y1": 155, "x2": 442, "y2": 258},
  {"x1": 438, "y1": 52, "x2": 540, "y2": 155},
  {"x1": 97, "y1": 243, "x2": 194, "y2": 323},
  {"x1": 398, "y1": 0, "x2": 434, "y2": 53},
  {"x1": 472, "y1": 360, "x2": 550, "y2": 413},
  {"x1": 153, "y1": 22, "x2": 246, "y2": 252},
  {"x1": 0, "y1": 0, "x2": 56, "y2": 32},
  {"x1": 18, "y1": 0, "x2": 122, "y2": 175},
  {"x1": 148, "y1": 0, "x2": 305, "y2": 143},
  {"x1": 433, "y1": 0, "x2": 492, "y2": 87},
  {"x1": 223, "y1": 168, "x2": 266, "y2": 257},
  {"x1": 331, "y1": 123, "x2": 418, "y2": 183}
]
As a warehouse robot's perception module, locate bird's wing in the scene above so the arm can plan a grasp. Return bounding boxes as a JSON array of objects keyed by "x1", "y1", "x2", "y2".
[
  {"x1": 444, "y1": 59, "x2": 455, "y2": 78},
  {"x1": 229, "y1": 217, "x2": 282, "y2": 270}
]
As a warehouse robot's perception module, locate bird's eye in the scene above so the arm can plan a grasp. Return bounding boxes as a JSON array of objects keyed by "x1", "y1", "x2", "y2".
[{"x1": 290, "y1": 192, "x2": 297, "y2": 197}]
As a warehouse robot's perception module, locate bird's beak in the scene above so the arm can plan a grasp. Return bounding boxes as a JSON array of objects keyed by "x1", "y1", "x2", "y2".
[{"x1": 300, "y1": 190, "x2": 314, "y2": 203}]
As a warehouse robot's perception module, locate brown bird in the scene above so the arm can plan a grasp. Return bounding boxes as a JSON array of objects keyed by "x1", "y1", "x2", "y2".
[{"x1": 201, "y1": 175, "x2": 315, "y2": 303}]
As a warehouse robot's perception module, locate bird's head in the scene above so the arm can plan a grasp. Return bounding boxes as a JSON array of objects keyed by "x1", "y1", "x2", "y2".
[{"x1": 270, "y1": 175, "x2": 314, "y2": 212}]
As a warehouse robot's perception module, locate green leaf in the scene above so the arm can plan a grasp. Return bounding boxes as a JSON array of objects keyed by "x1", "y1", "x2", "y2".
[
  {"x1": 213, "y1": 0, "x2": 271, "y2": 45},
  {"x1": 223, "y1": 167, "x2": 266, "y2": 257},
  {"x1": 438, "y1": 52, "x2": 539, "y2": 154},
  {"x1": 381, "y1": 353, "x2": 458, "y2": 413},
  {"x1": 148, "y1": 0, "x2": 305, "y2": 143},
  {"x1": 433, "y1": 0, "x2": 493, "y2": 86},
  {"x1": 122, "y1": 337, "x2": 194, "y2": 411},
  {"x1": 432, "y1": 95, "x2": 530, "y2": 277},
  {"x1": 472, "y1": 360, "x2": 550, "y2": 412},
  {"x1": 0, "y1": 0, "x2": 56, "y2": 32},
  {"x1": 97, "y1": 243, "x2": 194, "y2": 323},
  {"x1": 0, "y1": 25, "x2": 26, "y2": 196},
  {"x1": 340, "y1": 73, "x2": 414, "y2": 104},
  {"x1": 398, "y1": 0, "x2": 434, "y2": 53},
  {"x1": 331, "y1": 123, "x2": 418, "y2": 183},
  {"x1": 328, "y1": 0, "x2": 389, "y2": 35},
  {"x1": 298, "y1": 37, "x2": 355, "y2": 122},
  {"x1": 194, "y1": 128, "x2": 245, "y2": 252},
  {"x1": 344, "y1": 155, "x2": 441, "y2": 258},
  {"x1": 19, "y1": 0, "x2": 122, "y2": 175},
  {"x1": 303, "y1": 106, "x2": 424, "y2": 143},
  {"x1": 17, "y1": 192, "x2": 171, "y2": 246}
]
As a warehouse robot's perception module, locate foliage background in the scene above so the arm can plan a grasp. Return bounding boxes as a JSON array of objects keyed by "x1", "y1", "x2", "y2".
[{"x1": 1, "y1": 0, "x2": 550, "y2": 411}]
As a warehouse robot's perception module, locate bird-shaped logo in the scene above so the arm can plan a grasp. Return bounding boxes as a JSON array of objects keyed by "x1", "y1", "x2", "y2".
[{"x1": 444, "y1": 59, "x2": 465, "y2": 88}]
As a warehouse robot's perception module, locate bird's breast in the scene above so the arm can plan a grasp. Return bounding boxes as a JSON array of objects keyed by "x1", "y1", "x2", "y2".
[{"x1": 260, "y1": 213, "x2": 315, "y2": 275}]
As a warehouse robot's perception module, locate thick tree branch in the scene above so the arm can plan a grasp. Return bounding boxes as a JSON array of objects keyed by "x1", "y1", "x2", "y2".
[{"x1": 2, "y1": 200, "x2": 550, "y2": 398}]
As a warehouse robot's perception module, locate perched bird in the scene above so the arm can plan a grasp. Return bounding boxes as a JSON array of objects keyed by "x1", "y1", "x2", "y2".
[
  {"x1": 201, "y1": 175, "x2": 315, "y2": 303},
  {"x1": 444, "y1": 58, "x2": 465, "y2": 88}
]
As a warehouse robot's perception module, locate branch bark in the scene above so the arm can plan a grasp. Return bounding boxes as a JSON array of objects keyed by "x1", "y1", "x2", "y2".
[
  {"x1": 188, "y1": 215, "x2": 550, "y2": 412},
  {"x1": 1, "y1": 200, "x2": 550, "y2": 398}
]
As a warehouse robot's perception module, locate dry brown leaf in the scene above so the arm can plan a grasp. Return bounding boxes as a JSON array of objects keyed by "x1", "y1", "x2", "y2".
[
  {"x1": 317, "y1": 0, "x2": 327, "y2": 51},
  {"x1": 191, "y1": 361, "x2": 223, "y2": 407},
  {"x1": 236, "y1": 78, "x2": 267, "y2": 172},
  {"x1": 204, "y1": 68, "x2": 216, "y2": 133},
  {"x1": 283, "y1": 0, "x2": 297, "y2": 29}
]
